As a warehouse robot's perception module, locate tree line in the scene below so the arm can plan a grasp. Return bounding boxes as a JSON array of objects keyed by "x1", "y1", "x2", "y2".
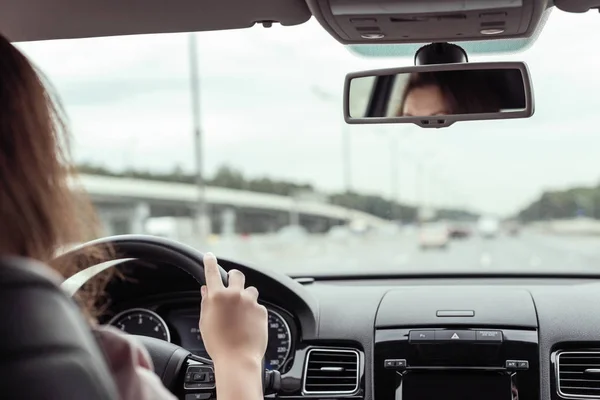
[
  {"x1": 518, "y1": 185, "x2": 600, "y2": 222},
  {"x1": 78, "y1": 163, "x2": 478, "y2": 223}
]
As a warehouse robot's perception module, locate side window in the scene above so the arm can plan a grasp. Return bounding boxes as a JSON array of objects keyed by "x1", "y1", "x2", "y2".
[{"x1": 348, "y1": 76, "x2": 375, "y2": 118}]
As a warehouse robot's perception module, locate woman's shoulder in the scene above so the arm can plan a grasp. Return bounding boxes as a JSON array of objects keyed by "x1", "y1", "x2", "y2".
[{"x1": 93, "y1": 325, "x2": 177, "y2": 400}]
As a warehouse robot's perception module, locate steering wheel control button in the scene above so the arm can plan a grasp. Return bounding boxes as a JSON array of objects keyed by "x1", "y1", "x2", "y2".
[
  {"x1": 516, "y1": 360, "x2": 529, "y2": 370},
  {"x1": 435, "y1": 330, "x2": 476, "y2": 342},
  {"x1": 184, "y1": 365, "x2": 216, "y2": 390},
  {"x1": 185, "y1": 394, "x2": 212, "y2": 400},
  {"x1": 506, "y1": 360, "x2": 518, "y2": 370},
  {"x1": 409, "y1": 330, "x2": 435, "y2": 342},
  {"x1": 384, "y1": 359, "x2": 407, "y2": 369},
  {"x1": 476, "y1": 330, "x2": 503, "y2": 342},
  {"x1": 193, "y1": 373, "x2": 206, "y2": 382}
]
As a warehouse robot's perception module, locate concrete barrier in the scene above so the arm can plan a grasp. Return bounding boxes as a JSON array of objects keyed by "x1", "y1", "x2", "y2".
[{"x1": 532, "y1": 218, "x2": 600, "y2": 235}]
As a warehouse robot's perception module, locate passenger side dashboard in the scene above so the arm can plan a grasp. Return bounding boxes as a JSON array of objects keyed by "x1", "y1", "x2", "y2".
[{"x1": 307, "y1": 277, "x2": 600, "y2": 400}]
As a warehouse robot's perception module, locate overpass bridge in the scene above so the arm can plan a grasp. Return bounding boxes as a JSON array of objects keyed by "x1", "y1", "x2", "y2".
[{"x1": 77, "y1": 174, "x2": 387, "y2": 236}]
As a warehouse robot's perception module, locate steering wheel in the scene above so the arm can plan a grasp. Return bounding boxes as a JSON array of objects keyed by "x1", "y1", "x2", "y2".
[{"x1": 57, "y1": 235, "x2": 280, "y2": 399}]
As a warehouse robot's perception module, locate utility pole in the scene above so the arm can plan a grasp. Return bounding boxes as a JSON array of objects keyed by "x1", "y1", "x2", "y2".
[
  {"x1": 189, "y1": 33, "x2": 207, "y2": 241},
  {"x1": 342, "y1": 124, "x2": 352, "y2": 193},
  {"x1": 416, "y1": 161, "x2": 424, "y2": 224},
  {"x1": 310, "y1": 86, "x2": 353, "y2": 194},
  {"x1": 389, "y1": 135, "x2": 400, "y2": 222}
]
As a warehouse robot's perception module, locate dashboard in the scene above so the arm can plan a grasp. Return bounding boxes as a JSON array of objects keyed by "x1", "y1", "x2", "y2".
[
  {"x1": 107, "y1": 301, "x2": 296, "y2": 372},
  {"x1": 100, "y1": 259, "x2": 600, "y2": 400}
]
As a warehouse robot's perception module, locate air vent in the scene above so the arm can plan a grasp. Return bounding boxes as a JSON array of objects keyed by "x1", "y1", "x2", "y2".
[
  {"x1": 557, "y1": 351, "x2": 600, "y2": 398},
  {"x1": 303, "y1": 348, "x2": 359, "y2": 394}
]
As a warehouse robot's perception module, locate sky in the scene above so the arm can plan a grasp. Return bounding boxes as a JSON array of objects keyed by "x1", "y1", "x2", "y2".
[{"x1": 15, "y1": 9, "x2": 600, "y2": 217}]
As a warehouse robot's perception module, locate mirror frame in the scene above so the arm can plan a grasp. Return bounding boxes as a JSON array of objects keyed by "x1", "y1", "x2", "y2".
[{"x1": 343, "y1": 61, "x2": 534, "y2": 128}]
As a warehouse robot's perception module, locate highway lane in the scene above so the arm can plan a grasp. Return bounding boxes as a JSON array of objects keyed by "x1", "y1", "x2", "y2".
[{"x1": 207, "y1": 230, "x2": 600, "y2": 275}]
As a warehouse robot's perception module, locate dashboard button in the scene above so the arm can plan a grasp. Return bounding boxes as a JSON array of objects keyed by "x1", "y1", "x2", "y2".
[
  {"x1": 435, "y1": 330, "x2": 476, "y2": 342},
  {"x1": 476, "y1": 330, "x2": 503, "y2": 342},
  {"x1": 409, "y1": 330, "x2": 435, "y2": 342},
  {"x1": 506, "y1": 360, "x2": 518, "y2": 370},
  {"x1": 384, "y1": 359, "x2": 407, "y2": 369},
  {"x1": 517, "y1": 360, "x2": 529, "y2": 370}
]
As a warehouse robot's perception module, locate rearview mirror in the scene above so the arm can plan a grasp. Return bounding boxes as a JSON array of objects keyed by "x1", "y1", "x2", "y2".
[{"x1": 344, "y1": 62, "x2": 534, "y2": 128}]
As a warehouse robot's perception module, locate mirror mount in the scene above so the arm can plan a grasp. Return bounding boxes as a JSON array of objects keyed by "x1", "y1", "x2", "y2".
[{"x1": 414, "y1": 43, "x2": 468, "y2": 66}]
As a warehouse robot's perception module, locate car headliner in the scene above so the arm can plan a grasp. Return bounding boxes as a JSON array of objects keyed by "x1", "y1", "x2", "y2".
[
  {"x1": 0, "y1": 0, "x2": 311, "y2": 43},
  {"x1": 3, "y1": 0, "x2": 548, "y2": 56}
]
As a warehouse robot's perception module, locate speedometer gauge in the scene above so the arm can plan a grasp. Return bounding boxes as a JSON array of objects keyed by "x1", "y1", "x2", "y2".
[
  {"x1": 265, "y1": 310, "x2": 292, "y2": 371},
  {"x1": 109, "y1": 308, "x2": 171, "y2": 342}
]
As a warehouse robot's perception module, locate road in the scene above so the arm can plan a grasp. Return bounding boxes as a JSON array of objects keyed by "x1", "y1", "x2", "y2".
[{"x1": 205, "y1": 229, "x2": 600, "y2": 276}]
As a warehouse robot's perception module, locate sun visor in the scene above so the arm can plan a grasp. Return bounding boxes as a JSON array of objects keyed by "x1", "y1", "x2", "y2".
[{"x1": 306, "y1": 0, "x2": 549, "y2": 45}]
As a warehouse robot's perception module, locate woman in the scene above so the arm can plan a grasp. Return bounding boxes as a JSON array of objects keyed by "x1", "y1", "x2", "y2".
[
  {"x1": 397, "y1": 70, "x2": 504, "y2": 117},
  {"x1": 0, "y1": 34, "x2": 266, "y2": 400}
]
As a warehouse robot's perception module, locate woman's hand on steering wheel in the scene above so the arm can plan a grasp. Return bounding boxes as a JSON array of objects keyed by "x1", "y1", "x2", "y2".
[{"x1": 199, "y1": 253, "x2": 268, "y2": 400}]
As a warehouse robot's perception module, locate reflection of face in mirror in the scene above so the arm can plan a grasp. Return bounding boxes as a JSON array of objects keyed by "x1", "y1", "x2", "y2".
[
  {"x1": 396, "y1": 70, "x2": 509, "y2": 117},
  {"x1": 402, "y1": 84, "x2": 449, "y2": 117},
  {"x1": 347, "y1": 67, "x2": 528, "y2": 119}
]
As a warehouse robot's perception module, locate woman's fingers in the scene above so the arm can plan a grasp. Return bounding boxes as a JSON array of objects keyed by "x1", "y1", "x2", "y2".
[
  {"x1": 228, "y1": 269, "x2": 245, "y2": 290},
  {"x1": 203, "y1": 252, "x2": 224, "y2": 292},
  {"x1": 245, "y1": 286, "x2": 259, "y2": 300}
]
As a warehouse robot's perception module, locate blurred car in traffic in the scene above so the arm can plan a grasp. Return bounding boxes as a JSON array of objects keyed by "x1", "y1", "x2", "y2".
[
  {"x1": 504, "y1": 220, "x2": 521, "y2": 236},
  {"x1": 478, "y1": 216, "x2": 500, "y2": 238},
  {"x1": 418, "y1": 222, "x2": 450, "y2": 250},
  {"x1": 276, "y1": 224, "x2": 308, "y2": 243},
  {"x1": 447, "y1": 221, "x2": 472, "y2": 239}
]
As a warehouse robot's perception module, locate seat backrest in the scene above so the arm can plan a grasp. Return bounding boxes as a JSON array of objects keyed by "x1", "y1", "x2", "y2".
[{"x1": 0, "y1": 257, "x2": 118, "y2": 400}]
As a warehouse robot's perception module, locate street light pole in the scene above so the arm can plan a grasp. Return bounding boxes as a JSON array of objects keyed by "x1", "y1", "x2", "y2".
[{"x1": 189, "y1": 33, "x2": 207, "y2": 241}]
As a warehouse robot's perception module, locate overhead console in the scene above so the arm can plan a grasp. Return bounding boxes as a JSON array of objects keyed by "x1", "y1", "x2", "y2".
[
  {"x1": 306, "y1": 0, "x2": 549, "y2": 44},
  {"x1": 374, "y1": 288, "x2": 539, "y2": 399}
]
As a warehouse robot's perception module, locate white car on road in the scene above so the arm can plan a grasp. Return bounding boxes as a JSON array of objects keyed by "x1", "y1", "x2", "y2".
[
  {"x1": 478, "y1": 217, "x2": 500, "y2": 238},
  {"x1": 418, "y1": 222, "x2": 450, "y2": 250}
]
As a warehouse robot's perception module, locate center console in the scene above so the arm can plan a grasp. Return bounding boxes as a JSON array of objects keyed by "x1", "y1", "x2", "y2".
[
  {"x1": 374, "y1": 328, "x2": 539, "y2": 400},
  {"x1": 374, "y1": 287, "x2": 540, "y2": 400}
]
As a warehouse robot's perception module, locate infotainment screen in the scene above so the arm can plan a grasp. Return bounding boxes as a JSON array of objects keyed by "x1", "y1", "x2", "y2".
[{"x1": 402, "y1": 371, "x2": 512, "y2": 400}]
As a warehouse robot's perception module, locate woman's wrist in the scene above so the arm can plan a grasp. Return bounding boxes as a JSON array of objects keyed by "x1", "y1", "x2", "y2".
[
  {"x1": 213, "y1": 356, "x2": 264, "y2": 400},
  {"x1": 213, "y1": 354, "x2": 263, "y2": 374}
]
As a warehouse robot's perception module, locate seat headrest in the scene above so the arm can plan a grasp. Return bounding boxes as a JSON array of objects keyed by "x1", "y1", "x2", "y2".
[{"x1": 0, "y1": 256, "x2": 119, "y2": 400}]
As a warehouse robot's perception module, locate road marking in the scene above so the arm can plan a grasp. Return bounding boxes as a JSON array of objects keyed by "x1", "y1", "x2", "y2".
[
  {"x1": 529, "y1": 255, "x2": 542, "y2": 267},
  {"x1": 480, "y1": 252, "x2": 492, "y2": 266}
]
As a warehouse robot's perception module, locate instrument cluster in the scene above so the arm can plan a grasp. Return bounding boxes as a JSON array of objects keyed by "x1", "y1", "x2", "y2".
[{"x1": 109, "y1": 302, "x2": 295, "y2": 372}]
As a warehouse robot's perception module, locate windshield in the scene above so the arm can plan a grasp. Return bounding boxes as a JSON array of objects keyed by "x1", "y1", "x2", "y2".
[{"x1": 18, "y1": 11, "x2": 600, "y2": 275}]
